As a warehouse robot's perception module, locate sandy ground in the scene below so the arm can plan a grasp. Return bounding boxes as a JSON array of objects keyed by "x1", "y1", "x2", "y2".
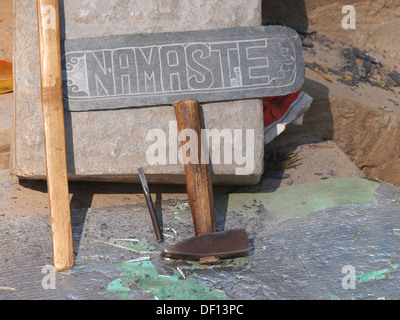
[{"x1": 263, "y1": 0, "x2": 400, "y2": 73}]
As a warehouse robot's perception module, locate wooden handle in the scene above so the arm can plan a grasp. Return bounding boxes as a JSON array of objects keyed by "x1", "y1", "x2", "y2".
[
  {"x1": 174, "y1": 100, "x2": 216, "y2": 236},
  {"x1": 37, "y1": 0, "x2": 73, "y2": 271}
]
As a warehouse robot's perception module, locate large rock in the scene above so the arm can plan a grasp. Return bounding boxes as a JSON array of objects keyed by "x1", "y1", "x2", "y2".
[{"x1": 11, "y1": 0, "x2": 264, "y2": 185}]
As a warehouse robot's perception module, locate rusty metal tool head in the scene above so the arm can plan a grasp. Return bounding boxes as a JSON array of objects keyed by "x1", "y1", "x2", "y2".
[{"x1": 161, "y1": 229, "x2": 249, "y2": 261}]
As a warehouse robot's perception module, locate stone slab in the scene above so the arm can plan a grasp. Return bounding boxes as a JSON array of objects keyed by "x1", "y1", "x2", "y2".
[
  {"x1": 62, "y1": 26, "x2": 304, "y2": 111},
  {"x1": 11, "y1": 0, "x2": 264, "y2": 185}
]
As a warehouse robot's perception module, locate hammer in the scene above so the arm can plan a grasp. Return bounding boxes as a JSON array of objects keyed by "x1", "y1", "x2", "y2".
[{"x1": 161, "y1": 100, "x2": 249, "y2": 262}]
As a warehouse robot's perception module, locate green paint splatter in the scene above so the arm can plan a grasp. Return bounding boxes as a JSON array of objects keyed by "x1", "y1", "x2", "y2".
[
  {"x1": 59, "y1": 270, "x2": 71, "y2": 276},
  {"x1": 227, "y1": 177, "x2": 379, "y2": 219},
  {"x1": 357, "y1": 269, "x2": 388, "y2": 283},
  {"x1": 107, "y1": 260, "x2": 229, "y2": 300},
  {"x1": 330, "y1": 294, "x2": 340, "y2": 300},
  {"x1": 107, "y1": 277, "x2": 133, "y2": 300},
  {"x1": 394, "y1": 231, "x2": 400, "y2": 237},
  {"x1": 350, "y1": 237, "x2": 359, "y2": 242},
  {"x1": 356, "y1": 263, "x2": 399, "y2": 284}
]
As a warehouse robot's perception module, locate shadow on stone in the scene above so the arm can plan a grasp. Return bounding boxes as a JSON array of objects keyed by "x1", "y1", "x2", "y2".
[{"x1": 262, "y1": 0, "x2": 308, "y2": 30}]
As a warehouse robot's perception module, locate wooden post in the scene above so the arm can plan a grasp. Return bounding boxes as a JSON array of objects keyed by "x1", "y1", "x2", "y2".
[{"x1": 36, "y1": 0, "x2": 74, "y2": 271}]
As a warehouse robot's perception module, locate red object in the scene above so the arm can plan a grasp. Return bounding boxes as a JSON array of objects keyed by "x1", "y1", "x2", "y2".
[{"x1": 263, "y1": 90, "x2": 302, "y2": 128}]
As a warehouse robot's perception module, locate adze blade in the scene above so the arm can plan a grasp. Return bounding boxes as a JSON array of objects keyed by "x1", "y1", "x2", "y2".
[{"x1": 161, "y1": 229, "x2": 249, "y2": 261}]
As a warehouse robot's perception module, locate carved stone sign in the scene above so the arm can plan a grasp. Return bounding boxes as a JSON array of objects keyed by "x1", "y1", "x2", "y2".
[{"x1": 62, "y1": 26, "x2": 304, "y2": 111}]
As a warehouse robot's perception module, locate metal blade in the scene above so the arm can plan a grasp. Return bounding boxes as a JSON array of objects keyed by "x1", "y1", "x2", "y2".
[
  {"x1": 136, "y1": 164, "x2": 163, "y2": 242},
  {"x1": 161, "y1": 229, "x2": 249, "y2": 261}
]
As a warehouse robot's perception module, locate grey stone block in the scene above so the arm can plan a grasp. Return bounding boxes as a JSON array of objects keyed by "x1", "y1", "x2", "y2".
[
  {"x1": 12, "y1": 0, "x2": 265, "y2": 185},
  {"x1": 62, "y1": 26, "x2": 304, "y2": 111}
]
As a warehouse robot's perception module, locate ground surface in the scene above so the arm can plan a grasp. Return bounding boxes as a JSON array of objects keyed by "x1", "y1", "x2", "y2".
[
  {"x1": 1, "y1": 175, "x2": 400, "y2": 300},
  {"x1": 1, "y1": 0, "x2": 400, "y2": 300}
]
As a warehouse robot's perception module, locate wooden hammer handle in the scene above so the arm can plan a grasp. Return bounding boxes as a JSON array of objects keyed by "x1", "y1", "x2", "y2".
[
  {"x1": 174, "y1": 100, "x2": 216, "y2": 236},
  {"x1": 37, "y1": 0, "x2": 73, "y2": 271}
]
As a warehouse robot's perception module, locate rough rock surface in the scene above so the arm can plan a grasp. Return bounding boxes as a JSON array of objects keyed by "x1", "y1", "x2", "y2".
[{"x1": 11, "y1": 0, "x2": 264, "y2": 185}]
